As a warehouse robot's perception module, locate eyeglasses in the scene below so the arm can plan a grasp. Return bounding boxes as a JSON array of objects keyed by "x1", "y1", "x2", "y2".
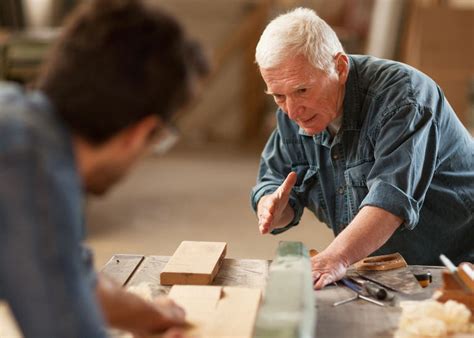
[{"x1": 150, "y1": 124, "x2": 180, "y2": 156}]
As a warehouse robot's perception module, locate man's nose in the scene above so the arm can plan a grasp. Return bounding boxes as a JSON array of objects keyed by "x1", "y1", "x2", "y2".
[{"x1": 285, "y1": 97, "x2": 303, "y2": 120}]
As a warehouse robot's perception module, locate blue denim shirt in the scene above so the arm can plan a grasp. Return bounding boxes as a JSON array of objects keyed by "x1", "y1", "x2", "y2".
[
  {"x1": 251, "y1": 55, "x2": 474, "y2": 265},
  {"x1": 0, "y1": 83, "x2": 106, "y2": 337}
]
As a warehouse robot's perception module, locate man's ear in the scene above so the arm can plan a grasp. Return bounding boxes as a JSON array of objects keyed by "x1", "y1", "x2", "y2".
[
  {"x1": 121, "y1": 115, "x2": 159, "y2": 150},
  {"x1": 335, "y1": 53, "x2": 349, "y2": 84}
]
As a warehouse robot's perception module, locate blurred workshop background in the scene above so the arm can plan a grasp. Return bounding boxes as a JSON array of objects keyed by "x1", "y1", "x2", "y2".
[{"x1": 1, "y1": 0, "x2": 473, "y2": 268}]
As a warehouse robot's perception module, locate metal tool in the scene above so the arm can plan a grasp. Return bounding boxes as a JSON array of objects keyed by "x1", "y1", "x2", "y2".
[
  {"x1": 414, "y1": 271, "x2": 432, "y2": 288},
  {"x1": 333, "y1": 277, "x2": 385, "y2": 307},
  {"x1": 349, "y1": 276, "x2": 391, "y2": 300},
  {"x1": 355, "y1": 253, "x2": 422, "y2": 294}
]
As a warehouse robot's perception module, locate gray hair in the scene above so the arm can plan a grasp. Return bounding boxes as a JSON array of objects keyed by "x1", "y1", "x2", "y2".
[{"x1": 255, "y1": 7, "x2": 344, "y2": 74}]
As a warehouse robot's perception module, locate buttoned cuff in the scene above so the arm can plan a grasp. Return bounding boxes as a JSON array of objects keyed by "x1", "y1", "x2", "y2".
[
  {"x1": 251, "y1": 185, "x2": 278, "y2": 212},
  {"x1": 360, "y1": 180, "x2": 421, "y2": 230}
]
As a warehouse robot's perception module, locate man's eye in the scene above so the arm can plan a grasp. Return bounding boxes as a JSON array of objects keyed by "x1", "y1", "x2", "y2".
[
  {"x1": 297, "y1": 88, "x2": 307, "y2": 94},
  {"x1": 273, "y1": 94, "x2": 285, "y2": 101}
]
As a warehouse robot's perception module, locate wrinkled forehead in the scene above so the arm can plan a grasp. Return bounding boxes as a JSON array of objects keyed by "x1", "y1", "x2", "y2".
[{"x1": 260, "y1": 57, "x2": 323, "y2": 90}]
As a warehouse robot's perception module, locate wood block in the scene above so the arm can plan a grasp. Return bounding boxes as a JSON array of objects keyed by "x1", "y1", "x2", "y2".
[
  {"x1": 433, "y1": 271, "x2": 474, "y2": 312},
  {"x1": 253, "y1": 241, "x2": 316, "y2": 338},
  {"x1": 160, "y1": 241, "x2": 226, "y2": 285},
  {"x1": 169, "y1": 285, "x2": 262, "y2": 338}
]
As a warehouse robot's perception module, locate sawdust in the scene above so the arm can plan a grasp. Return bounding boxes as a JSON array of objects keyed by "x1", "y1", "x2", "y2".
[{"x1": 394, "y1": 300, "x2": 474, "y2": 338}]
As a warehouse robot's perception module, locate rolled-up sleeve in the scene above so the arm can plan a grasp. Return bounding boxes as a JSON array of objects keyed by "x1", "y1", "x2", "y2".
[
  {"x1": 250, "y1": 129, "x2": 304, "y2": 233},
  {"x1": 360, "y1": 104, "x2": 439, "y2": 230}
]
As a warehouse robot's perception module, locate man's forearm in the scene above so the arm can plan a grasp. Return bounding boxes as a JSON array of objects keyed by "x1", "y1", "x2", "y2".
[{"x1": 325, "y1": 205, "x2": 403, "y2": 267}]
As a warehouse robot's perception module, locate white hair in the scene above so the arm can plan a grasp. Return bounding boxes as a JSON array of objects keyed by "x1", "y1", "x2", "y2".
[{"x1": 255, "y1": 7, "x2": 345, "y2": 74}]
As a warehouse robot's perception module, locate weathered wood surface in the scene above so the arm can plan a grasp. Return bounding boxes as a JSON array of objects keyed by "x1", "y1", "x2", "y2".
[
  {"x1": 101, "y1": 254, "x2": 144, "y2": 286},
  {"x1": 103, "y1": 256, "x2": 445, "y2": 338}
]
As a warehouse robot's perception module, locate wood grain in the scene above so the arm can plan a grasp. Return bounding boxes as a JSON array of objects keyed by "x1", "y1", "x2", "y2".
[
  {"x1": 169, "y1": 285, "x2": 261, "y2": 338},
  {"x1": 160, "y1": 241, "x2": 227, "y2": 285}
]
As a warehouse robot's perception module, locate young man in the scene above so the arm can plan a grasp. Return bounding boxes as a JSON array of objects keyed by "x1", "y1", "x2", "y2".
[
  {"x1": 251, "y1": 8, "x2": 473, "y2": 289},
  {"x1": 0, "y1": 0, "x2": 208, "y2": 336}
]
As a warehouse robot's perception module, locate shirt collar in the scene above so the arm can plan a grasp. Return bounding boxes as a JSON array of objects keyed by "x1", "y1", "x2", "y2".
[{"x1": 341, "y1": 55, "x2": 364, "y2": 131}]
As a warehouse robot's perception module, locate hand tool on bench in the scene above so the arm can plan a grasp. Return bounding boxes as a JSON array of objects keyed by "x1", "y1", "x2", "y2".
[
  {"x1": 439, "y1": 254, "x2": 473, "y2": 294},
  {"x1": 348, "y1": 275, "x2": 393, "y2": 301},
  {"x1": 354, "y1": 253, "x2": 423, "y2": 295},
  {"x1": 309, "y1": 249, "x2": 388, "y2": 306},
  {"x1": 333, "y1": 277, "x2": 385, "y2": 307}
]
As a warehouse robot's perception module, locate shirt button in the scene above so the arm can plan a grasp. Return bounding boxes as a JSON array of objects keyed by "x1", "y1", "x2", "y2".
[
  {"x1": 332, "y1": 153, "x2": 339, "y2": 160},
  {"x1": 337, "y1": 186, "x2": 345, "y2": 194}
]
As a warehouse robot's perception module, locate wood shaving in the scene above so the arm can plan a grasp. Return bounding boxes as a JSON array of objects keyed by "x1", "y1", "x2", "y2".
[{"x1": 394, "y1": 300, "x2": 473, "y2": 338}]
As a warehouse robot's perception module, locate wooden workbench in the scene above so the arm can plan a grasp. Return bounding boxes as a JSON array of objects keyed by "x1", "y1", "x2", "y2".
[{"x1": 102, "y1": 254, "x2": 444, "y2": 338}]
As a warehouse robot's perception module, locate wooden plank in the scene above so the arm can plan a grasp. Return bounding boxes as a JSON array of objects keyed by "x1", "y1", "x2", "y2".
[
  {"x1": 169, "y1": 285, "x2": 261, "y2": 338},
  {"x1": 160, "y1": 241, "x2": 227, "y2": 285},
  {"x1": 207, "y1": 287, "x2": 262, "y2": 338},
  {"x1": 253, "y1": 241, "x2": 316, "y2": 338},
  {"x1": 100, "y1": 254, "x2": 144, "y2": 286},
  {"x1": 213, "y1": 258, "x2": 269, "y2": 289}
]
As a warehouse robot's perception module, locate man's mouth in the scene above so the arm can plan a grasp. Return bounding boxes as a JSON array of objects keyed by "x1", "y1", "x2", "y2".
[{"x1": 301, "y1": 114, "x2": 317, "y2": 124}]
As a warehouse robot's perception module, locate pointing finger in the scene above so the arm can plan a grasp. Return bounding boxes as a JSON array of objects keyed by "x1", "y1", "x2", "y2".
[{"x1": 278, "y1": 171, "x2": 297, "y2": 197}]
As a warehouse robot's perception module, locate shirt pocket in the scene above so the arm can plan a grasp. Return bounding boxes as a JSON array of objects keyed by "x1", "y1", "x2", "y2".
[
  {"x1": 344, "y1": 161, "x2": 374, "y2": 218},
  {"x1": 292, "y1": 165, "x2": 330, "y2": 224}
]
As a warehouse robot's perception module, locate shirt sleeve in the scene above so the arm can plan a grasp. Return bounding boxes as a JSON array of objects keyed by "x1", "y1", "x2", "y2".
[
  {"x1": 250, "y1": 128, "x2": 305, "y2": 234},
  {"x1": 0, "y1": 146, "x2": 107, "y2": 337},
  {"x1": 360, "y1": 103, "x2": 439, "y2": 230}
]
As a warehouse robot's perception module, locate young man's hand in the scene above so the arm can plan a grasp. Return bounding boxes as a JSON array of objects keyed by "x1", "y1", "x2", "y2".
[
  {"x1": 257, "y1": 172, "x2": 297, "y2": 234},
  {"x1": 97, "y1": 274, "x2": 187, "y2": 335},
  {"x1": 152, "y1": 296, "x2": 186, "y2": 329}
]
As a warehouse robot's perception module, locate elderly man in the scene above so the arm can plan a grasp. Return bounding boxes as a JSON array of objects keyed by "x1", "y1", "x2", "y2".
[
  {"x1": 0, "y1": 0, "x2": 208, "y2": 337},
  {"x1": 251, "y1": 8, "x2": 473, "y2": 289}
]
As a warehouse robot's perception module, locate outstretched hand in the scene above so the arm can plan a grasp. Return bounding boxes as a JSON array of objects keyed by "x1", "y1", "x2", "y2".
[{"x1": 257, "y1": 172, "x2": 297, "y2": 234}]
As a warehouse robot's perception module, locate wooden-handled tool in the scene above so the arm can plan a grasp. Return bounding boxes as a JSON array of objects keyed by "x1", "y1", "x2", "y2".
[
  {"x1": 439, "y1": 254, "x2": 473, "y2": 294},
  {"x1": 355, "y1": 253, "x2": 407, "y2": 271}
]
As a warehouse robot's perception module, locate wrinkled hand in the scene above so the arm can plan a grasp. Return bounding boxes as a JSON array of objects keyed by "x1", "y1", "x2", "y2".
[
  {"x1": 311, "y1": 251, "x2": 348, "y2": 289},
  {"x1": 257, "y1": 172, "x2": 297, "y2": 234}
]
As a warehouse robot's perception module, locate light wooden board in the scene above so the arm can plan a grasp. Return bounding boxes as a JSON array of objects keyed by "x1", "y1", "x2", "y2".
[
  {"x1": 160, "y1": 241, "x2": 227, "y2": 285},
  {"x1": 169, "y1": 285, "x2": 261, "y2": 338}
]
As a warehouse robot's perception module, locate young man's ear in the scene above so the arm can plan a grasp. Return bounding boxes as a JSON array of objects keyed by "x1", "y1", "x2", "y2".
[{"x1": 121, "y1": 115, "x2": 159, "y2": 150}]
